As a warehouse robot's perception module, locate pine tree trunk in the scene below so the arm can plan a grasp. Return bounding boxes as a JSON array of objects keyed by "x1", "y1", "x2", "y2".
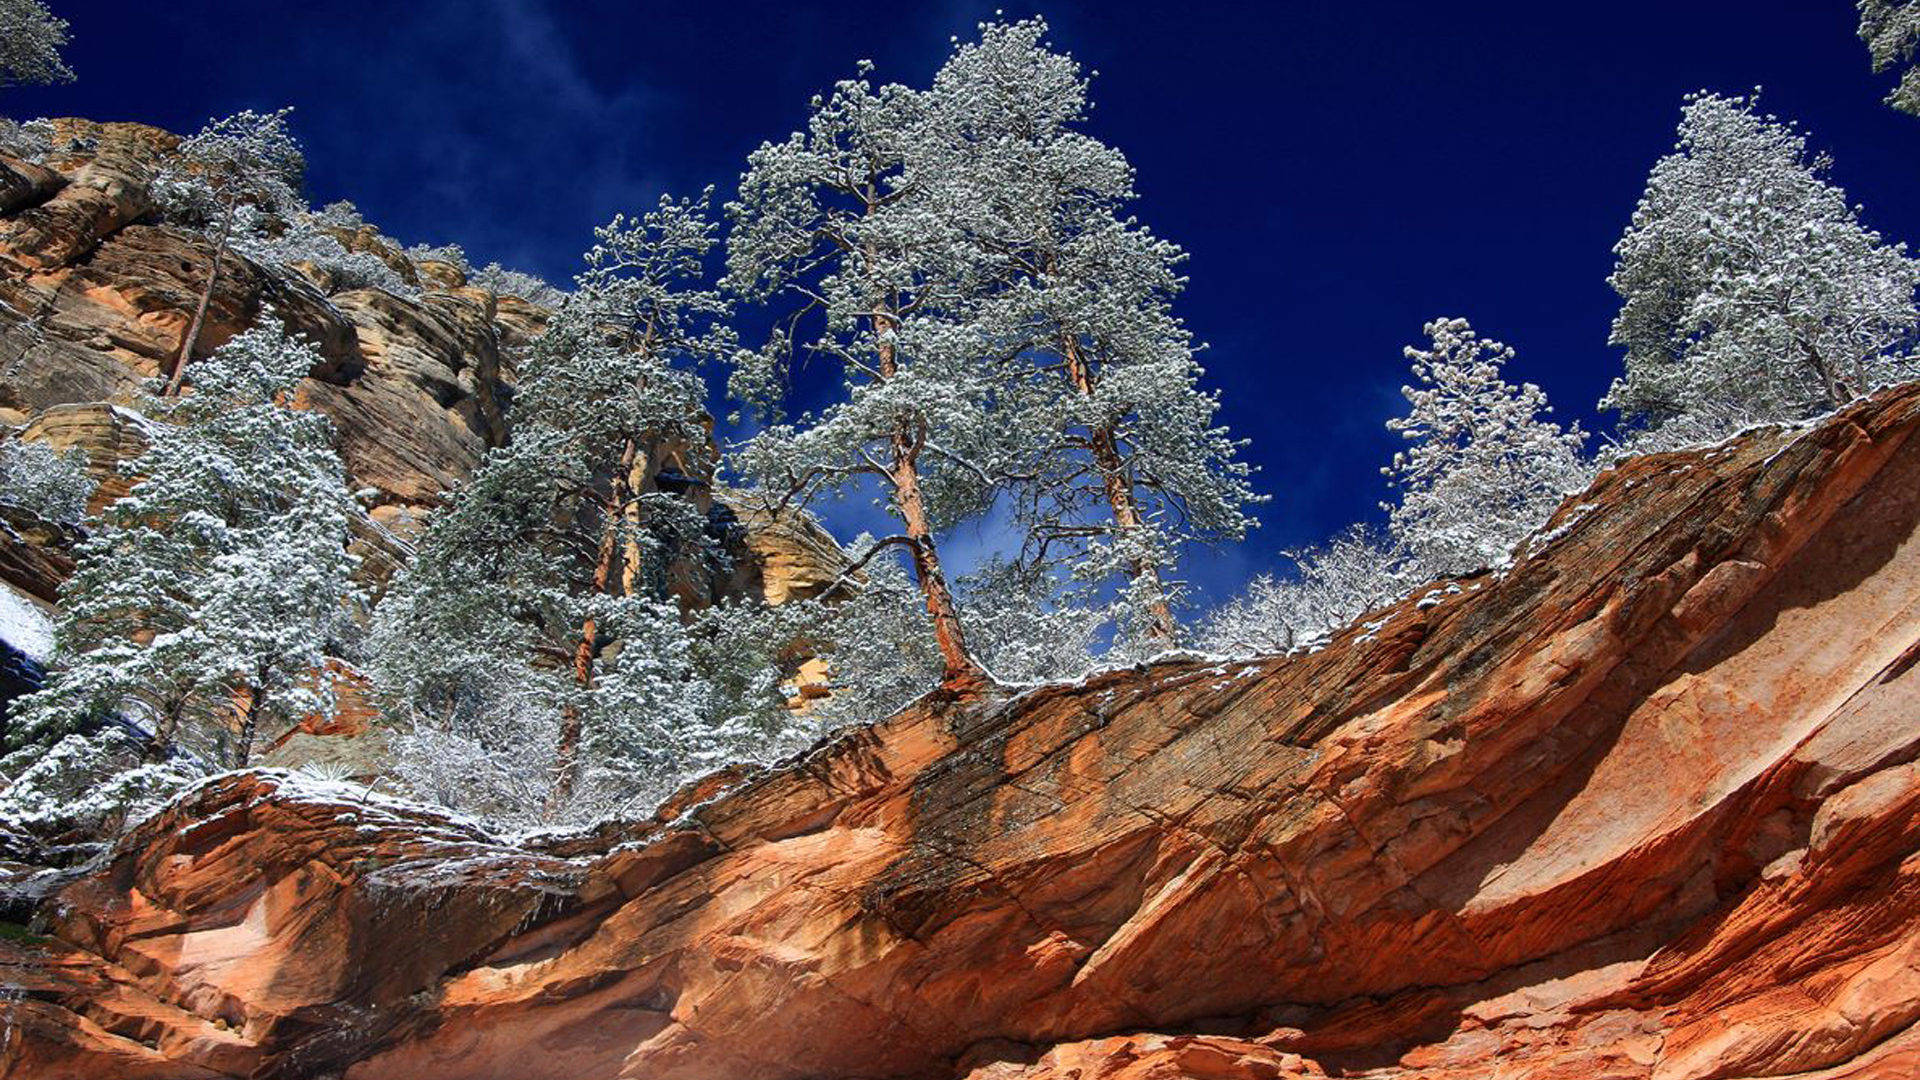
[
  {"x1": 165, "y1": 202, "x2": 234, "y2": 397},
  {"x1": 233, "y1": 675, "x2": 265, "y2": 769},
  {"x1": 872, "y1": 312, "x2": 984, "y2": 694},
  {"x1": 145, "y1": 696, "x2": 185, "y2": 763},
  {"x1": 890, "y1": 429, "x2": 982, "y2": 692},
  {"x1": 1061, "y1": 335, "x2": 1178, "y2": 644},
  {"x1": 550, "y1": 442, "x2": 639, "y2": 811}
]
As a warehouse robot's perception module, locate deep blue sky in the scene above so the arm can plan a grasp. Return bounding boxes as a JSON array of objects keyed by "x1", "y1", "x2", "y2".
[{"x1": 8, "y1": 1, "x2": 1918, "y2": 606}]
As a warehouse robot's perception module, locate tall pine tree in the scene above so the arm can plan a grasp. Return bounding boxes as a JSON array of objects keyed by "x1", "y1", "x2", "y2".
[
  {"x1": 927, "y1": 19, "x2": 1259, "y2": 650},
  {"x1": 1606, "y1": 92, "x2": 1920, "y2": 438},
  {"x1": 372, "y1": 194, "x2": 784, "y2": 823}
]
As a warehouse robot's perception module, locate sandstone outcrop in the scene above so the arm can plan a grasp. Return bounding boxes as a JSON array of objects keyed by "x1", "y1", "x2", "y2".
[
  {"x1": 9, "y1": 378, "x2": 1920, "y2": 1077},
  {"x1": 0, "y1": 119, "x2": 526, "y2": 519},
  {"x1": 719, "y1": 488, "x2": 855, "y2": 606},
  {"x1": 0, "y1": 120, "x2": 847, "y2": 600}
]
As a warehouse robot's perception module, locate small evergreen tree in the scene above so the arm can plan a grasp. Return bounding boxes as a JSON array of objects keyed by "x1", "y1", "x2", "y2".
[
  {"x1": 1605, "y1": 92, "x2": 1920, "y2": 439},
  {"x1": 1860, "y1": 0, "x2": 1920, "y2": 117},
  {"x1": 1384, "y1": 318, "x2": 1588, "y2": 578},
  {"x1": 3, "y1": 316, "x2": 361, "y2": 828},
  {"x1": 153, "y1": 108, "x2": 306, "y2": 395}
]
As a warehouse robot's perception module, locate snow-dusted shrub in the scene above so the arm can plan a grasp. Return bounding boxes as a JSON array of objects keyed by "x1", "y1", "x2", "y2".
[
  {"x1": 0, "y1": 116, "x2": 53, "y2": 161},
  {"x1": 378, "y1": 583, "x2": 799, "y2": 829},
  {"x1": 405, "y1": 241, "x2": 469, "y2": 274},
  {"x1": 470, "y1": 261, "x2": 567, "y2": 306},
  {"x1": 1601, "y1": 399, "x2": 1782, "y2": 460},
  {"x1": 1199, "y1": 525, "x2": 1403, "y2": 657},
  {"x1": 229, "y1": 205, "x2": 417, "y2": 297},
  {"x1": 957, "y1": 557, "x2": 1100, "y2": 684},
  {"x1": 388, "y1": 710, "x2": 558, "y2": 827},
  {"x1": 313, "y1": 199, "x2": 365, "y2": 228},
  {"x1": 0, "y1": 438, "x2": 91, "y2": 525}
]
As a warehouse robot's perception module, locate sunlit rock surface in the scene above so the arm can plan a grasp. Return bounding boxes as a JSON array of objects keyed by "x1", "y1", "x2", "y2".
[
  {"x1": 0, "y1": 120, "x2": 517, "y2": 513},
  {"x1": 9, "y1": 382, "x2": 1920, "y2": 1077}
]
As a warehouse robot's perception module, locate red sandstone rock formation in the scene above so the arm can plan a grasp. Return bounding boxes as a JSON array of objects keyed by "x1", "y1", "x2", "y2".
[
  {"x1": 8, "y1": 379, "x2": 1920, "y2": 1077},
  {"x1": 0, "y1": 120, "x2": 525, "y2": 519}
]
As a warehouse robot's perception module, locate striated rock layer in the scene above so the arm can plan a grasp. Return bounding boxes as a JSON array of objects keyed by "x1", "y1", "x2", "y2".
[
  {"x1": 13, "y1": 398, "x2": 1920, "y2": 1076},
  {"x1": 0, "y1": 120, "x2": 529, "y2": 523}
]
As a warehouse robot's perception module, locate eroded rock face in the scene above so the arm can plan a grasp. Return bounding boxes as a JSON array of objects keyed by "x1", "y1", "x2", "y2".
[
  {"x1": 0, "y1": 118, "x2": 849, "y2": 604},
  {"x1": 0, "y1": 120, "x2": 522, "y2": 520},
  {"x1": 10, "y1": 384, "x2": 1920, "y2": 1078}
]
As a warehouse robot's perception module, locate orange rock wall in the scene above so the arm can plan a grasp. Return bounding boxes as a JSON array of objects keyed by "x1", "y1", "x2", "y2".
[{"x1": 11, "y1": 386, "x2": 1920, "y2": 1079}]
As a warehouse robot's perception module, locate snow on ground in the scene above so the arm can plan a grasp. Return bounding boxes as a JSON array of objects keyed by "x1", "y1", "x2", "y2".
[{"x1": 0, "y1": 584, "x2": 54, "y2": 660}]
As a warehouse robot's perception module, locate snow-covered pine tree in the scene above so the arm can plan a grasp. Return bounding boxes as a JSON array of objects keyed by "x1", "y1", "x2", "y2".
[
  {"x1": 924, "y1": 18, "x2": 1259, "y2": 652},
  {"x1": 724, "y1": 51, "x2": 1039, "y2": 694},
  {"x1": 153, "y1": 108, "x2": 306, "y2": 395},
  {"x1": 372, "y1": 194, "x2": 784, "y2": 824},
  {"x1": 1860, "y1": 1, "x2": 1920, "y2": 117},
  {"x1": 1605, "y1": 92, "x2": 1920, "y2": 441},
  {"x1": 3, "y1": 315, "x2": 361, "y2": 827},
  {"x1": 1384, "y1": 318, "x2": 1588, "y2": 580},
  {"x1": 0, "y1": 0, "x2": 72, "y2": 87}
]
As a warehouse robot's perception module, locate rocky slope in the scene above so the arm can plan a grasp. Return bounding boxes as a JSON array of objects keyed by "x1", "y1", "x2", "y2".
[
  {"x1": 0, "y1": 120, "x2": 529, "y2": 537},
  {"x1": 7, "y1": 375, "x2": 1920, "y2": 1077}
]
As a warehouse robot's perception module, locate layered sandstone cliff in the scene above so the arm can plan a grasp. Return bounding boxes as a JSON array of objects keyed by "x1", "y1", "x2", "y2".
[
  {"x1": 0, "y1": 118, "x2": 849, "y2": 773},
  {"x1": 7, "y1": 375, "x2": 1920, "y2": 1077},
  {"x1": 0, "y1": 118, "x2": 847, "y2": 605},
  {"x1": 0, "y1": 120, "x2": 528, "y2": 530}
]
